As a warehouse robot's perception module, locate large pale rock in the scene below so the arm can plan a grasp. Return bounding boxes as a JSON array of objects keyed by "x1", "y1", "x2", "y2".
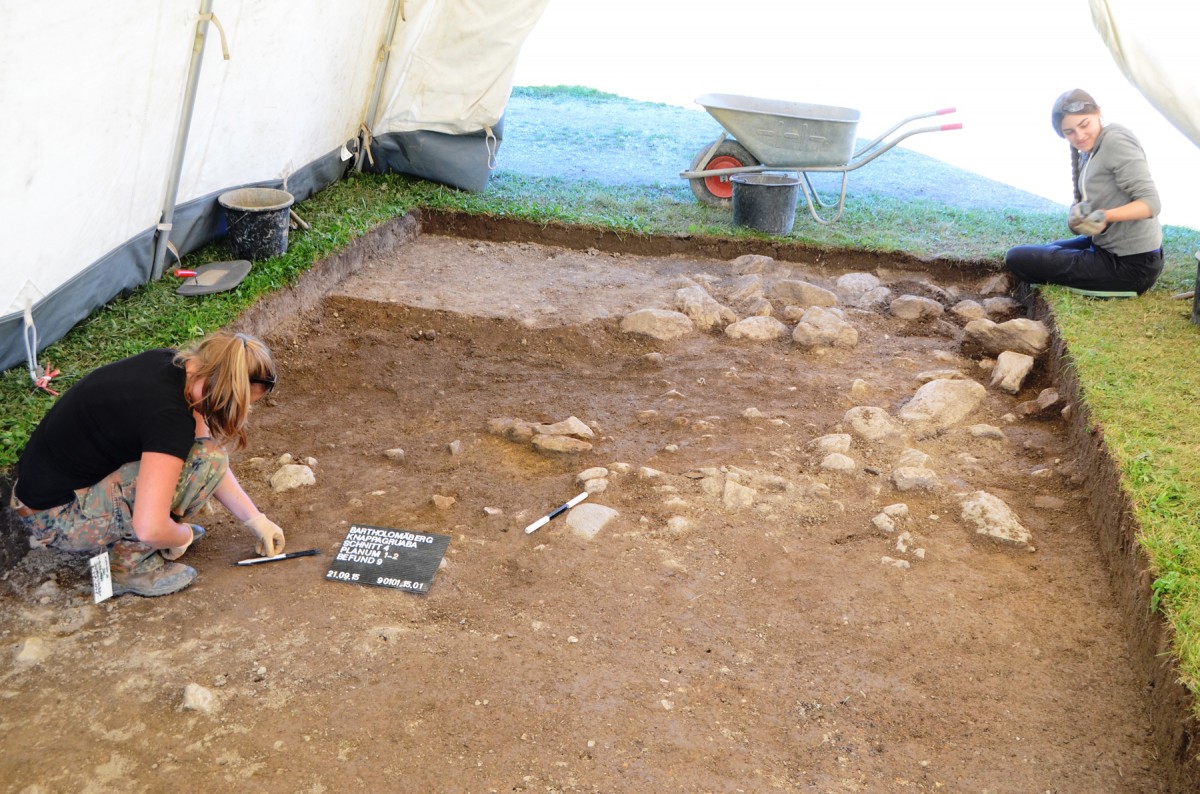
[
  {"x1": 565, "y1": 503, "x2": 619, "y2": 540},
  {"x1": 892, "y1": 467, "x2": 940, "y2": 491},
  {"x1": 534, "y1": 416, "x2": 594, "y2": 438},
  {"x1": 532, "y1": 435, "x2": 593, "y2": 454},
  {"x1": 182, "y1": 683, "x2": 218, "y2": 714},
  {"x1": 835, "y1": 272, "x2": 881, "y2": 302},
  {"x1": 890, "y1": 295, "x2": 944, "y2": 320},
  {"x1": 487, "y1": 417, "x2": 536, "y2": 442},
  {"x1": 722, "y1": 480, "x2": 757, "y2": 510},
  {"x1": 731, "y1": 254, "x2": 775, "y2": 274},
  {"x1": 1016, "y1": 388, "x2": 1063, "y2": 418},
  {"x1": 820, "y1": 453, "x2": 857, "y2": 471},
  {"x1": 950, "y1": 300, "x2": 987, "y2": 321},
  {"x1": 983, "y1": 297, "x2": 1023, "y2": 318},
  {"x1": 843, "y1": 406, "x2": 908, "y2": 445},
  {"x1": 990, "y1": 351, "x2": 1035, "y2": 394},
  {"x1": 810, "y1": 433, "x2": 852, "y2": 456},
  {"x1": 14, "y1": 637, "x2": 50, "y2": 666},
  {"x1": 270, "y1": 464, "x2": 315, "y2": 493},
  {"x1": 963, "y1": 318, "x2": 1050, "y2": 357},
  {"x1": 898, "y1": 378, "x2": 986, "y2": 433},
  {"x1": 960, "y1": 491, "x2": 1033, "y2": 548},
  {"x1": 620, "y1": 309, "x2": 695, "y2": 340},
  {"x1": 771, "y1": 279, "x2": 837, "y2": 308},
  {"x1": 895, "y1": 448, "x2": 931, "y2": 468},
  {"x1": 675, "y1": 285, "x2": 736, "y2": 331},
  {"x1": 725, "y1": 316, "x2": 789, "y2": 341},
  {"x1": 724, "y1": 274, "x2": 765, "y2": 303},
  {"x1": 792, "y1": 306, "x2": 858, "y2": 349}
]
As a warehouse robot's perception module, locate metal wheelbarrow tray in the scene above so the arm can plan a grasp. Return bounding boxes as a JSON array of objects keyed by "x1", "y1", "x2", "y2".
[{"x1": 681, "y1": 93, "x2": 961, "y2": 224}]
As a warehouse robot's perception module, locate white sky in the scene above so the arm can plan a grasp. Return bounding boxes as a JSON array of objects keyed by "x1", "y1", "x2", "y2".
[{"x1": 514, "y1": 1, "x2": 1200, "y2": 229}]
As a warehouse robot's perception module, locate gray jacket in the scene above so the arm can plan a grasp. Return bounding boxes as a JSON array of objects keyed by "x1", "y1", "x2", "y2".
[{"x1": 1079, "y1": 123, "x2": 1162, "y2": 256}]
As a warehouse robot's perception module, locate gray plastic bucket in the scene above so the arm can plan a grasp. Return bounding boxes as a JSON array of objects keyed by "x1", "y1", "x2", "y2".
[
  {"x1": 218, "y1": 188, "x2": 295, "y2": 261},
  {"x1": 731, "y1": 173, "x2": 800, "y2": 235}
]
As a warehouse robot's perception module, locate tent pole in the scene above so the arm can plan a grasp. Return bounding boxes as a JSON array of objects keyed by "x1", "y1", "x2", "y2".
[
  {"x1": 357, "y1": 0, "x2": 404, "y2": 173},
  {"x1": 152, "y1": 0, "x2": 217, "y2": 280}
]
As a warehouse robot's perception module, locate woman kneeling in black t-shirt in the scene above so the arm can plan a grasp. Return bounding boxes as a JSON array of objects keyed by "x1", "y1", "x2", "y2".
[{"x1": 11, "y1": 330, "x2": 287, "y2": 597}]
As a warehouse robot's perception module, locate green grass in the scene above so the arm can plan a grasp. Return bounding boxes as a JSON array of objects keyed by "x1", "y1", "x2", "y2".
[{"x1": 5, "y1": 85, "x2": 1200, "y2": 717}]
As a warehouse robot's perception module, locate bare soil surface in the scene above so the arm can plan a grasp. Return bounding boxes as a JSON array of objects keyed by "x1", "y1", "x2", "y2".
[{"x1": 0, "y1": 233, "x2": 1169, "y2": 792}]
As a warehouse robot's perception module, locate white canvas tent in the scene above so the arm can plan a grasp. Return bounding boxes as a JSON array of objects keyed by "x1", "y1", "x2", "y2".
[{"x1": 0, "y1": 0, "x2": 548, "y2": 373}]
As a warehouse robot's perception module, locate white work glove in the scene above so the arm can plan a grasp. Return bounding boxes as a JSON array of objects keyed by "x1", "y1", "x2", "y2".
[
  {"x1": 244, "y1": 513, "x2": 286, "y2": 557},
  {"x1": 1068, "y1": 202, "x2": 1107, "y2": 236},
  {"x1": 161, "y1": 524, "x2": 198, "y2": 561}
]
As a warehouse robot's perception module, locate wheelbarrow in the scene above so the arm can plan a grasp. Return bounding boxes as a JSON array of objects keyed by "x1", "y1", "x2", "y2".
[{"x1": 680, "y1": 93, "x2": 961, "y2": 225}]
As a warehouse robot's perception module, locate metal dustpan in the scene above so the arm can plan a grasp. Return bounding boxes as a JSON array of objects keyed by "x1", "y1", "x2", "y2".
[{"x1": 175, "y1": 260, "x2": 251, "y2": 296}]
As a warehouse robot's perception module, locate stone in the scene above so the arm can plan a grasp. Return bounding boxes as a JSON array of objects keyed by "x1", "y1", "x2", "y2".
[
  {"x1": 1016, "y1": 388, "x2": 1063, "y2": 419},
  {"x1": 620, "y1": 309, "x2": 695, "y2": 340},
  {"x1": 820, "y1": 453, "x2": 857, "y2": 471},
  {"x1": 731, "y1": 254, "x2": 775, "y2": 274},
  {"x1": 835, "y1": 272, "x2": 881, "y2": 302},
  {"x1": 982, "y1": 296, "x2": 1023, "y2": 318},
  {"x1": 486, "y1": 418, "x2": 535, "y2": 442},
  {"x1": 890, "y1": 295, "x2": 944, "y2": 320},
  {"x1": 182, "y1": 683, "x2": 218, "y2": 714},
  {"x1": 771, "y1": 279, "x2": 838, "y2": 308},
  {"x1": 963, "y1": 317, "x2": 1051, "y2": 357},
  {"x1": 853, "y1": 286, "x2": 893, "y2": 310},
  {"x1": 638, "y1": 466, "x2": 665, "y2": 479},
  {"x1": 583, "y1": 478, "x2": 608, "y2": 494},
  {"x1": 792, "y1": 306, "x2": 859, "y2": 349},
  {"x1": 848, "y1": 379, "x2": 872, "y2": 402},
  {"x1": 724, "y1": 274, "x2": 765, "y2": 303},
  {"x1": 14, "y1": 637, "x2": 50, "y2": 666},
  {"x1": 967, "y1": 424, "x2": 1007, "y2": 440},
  {"x1": 892, "y1": 467, "x2": 940, "y2": 491},
  {"x1": 725, "y1": 316, "x2": 789, "y2": 341},
  {"x1": 950, "y1": 299, "x2": 987, "y2": 321},
  {"x1": 843, "y1": 406, "x2": 907, "y2": 445},
  {"x1": 881, "y1": 556, "x2": 911, "y2": 570},
  {"x1": 872, "y1": 513, "x2": 896, "y2": 532},
  {"x1": 883, "y1": 503, "x2": 910, "y2": 519},
  {"x1": 810, "y1": 433, "x2": 852, "y2": 456},
  {"x1": 960, "y1": 491, "x2": 1033, "y2": 548},
  {"x1": 722, "y1": 480, "x2": 757, "y2": 510},
  {"x1": 895, "y1": 448, "x2": 930, "y2": 468},
  {"x1": 576, "y1": 467, "x2": 609, "y2": 483},
  {"x1": 565, "y1": 503, "x2": 619, "y2": 540},
  {"x1": 270, "y1": 464, "x2": 315, "y2": 493},
  {"x1": 534, "y1": 416, "x2": 594, "y2": 438},
  {"x1": 975, "y1": 272, "x2": 1012, "y2": 295},
  {"x1": 675, "y1": 285, "x2": 736, "y2": 331},
  {"x1": 531, "y1": 435, "x2": 593, "y2": 454},
  {"x1": 898, "y1": 378, "x2": 986, "y2": 433},
  {"x1": 990, "y1": 351, "x2": 1035, "y2": 394},
  {"x1": 431, "y1": 495, "x2": 456, "y2": 510},
  {"x1": 447, "y1": 440, "x2": 463, "y2": 456}
]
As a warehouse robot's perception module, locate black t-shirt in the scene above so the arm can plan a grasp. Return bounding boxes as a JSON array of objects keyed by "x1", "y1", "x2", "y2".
[{"x1": 16, "y1": 349, "x2": 196, "y2": 509}]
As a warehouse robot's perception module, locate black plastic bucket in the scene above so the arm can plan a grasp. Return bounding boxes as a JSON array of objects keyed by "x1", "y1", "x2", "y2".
[
  {"x1": 731, "y1": 173, "x2": 800, "y2": 235},
  {"x1": 218, "y1": 188, "x2": 295, "y2": 261}
]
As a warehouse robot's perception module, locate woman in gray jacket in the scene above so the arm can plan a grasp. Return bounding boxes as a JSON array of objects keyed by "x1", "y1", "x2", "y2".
[{"x1": 1005, "y1": 89, "x2": 1163, "y2": 295}]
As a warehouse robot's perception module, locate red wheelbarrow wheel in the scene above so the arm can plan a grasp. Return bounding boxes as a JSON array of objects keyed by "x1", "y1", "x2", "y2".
[{"x1": 688, "y1": 139, "x2": 760, "y2": 206}]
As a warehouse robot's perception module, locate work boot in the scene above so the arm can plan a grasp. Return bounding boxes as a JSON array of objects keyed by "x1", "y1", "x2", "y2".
[
  {"x1": 189, "y1": 524, "x2": 206, "y2": 544},
  {"x1": 111, "y1": 562, "x2": 197, "y2": 597}
]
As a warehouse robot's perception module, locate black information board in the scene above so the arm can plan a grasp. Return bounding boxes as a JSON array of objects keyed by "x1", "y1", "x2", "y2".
[{"x1": 325, "y1": 524, "x2": 450, "y2": 594}]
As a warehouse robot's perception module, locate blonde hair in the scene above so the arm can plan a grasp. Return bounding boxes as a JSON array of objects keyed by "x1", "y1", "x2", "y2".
[{"x1": 174, "y1": 330, "x2": 276, "y2": 450}]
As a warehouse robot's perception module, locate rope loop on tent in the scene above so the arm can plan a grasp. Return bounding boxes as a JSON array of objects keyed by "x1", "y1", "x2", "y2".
[
  {"x1": 359, "y1": 124, "x2": 376, "y2": 167},
  {"x1": 23, "y1": 300, "x2": 59, "y2": 397},
  {"x1": 198, "y1": 12, "x2": 231, "y2": 60},
  {"x1": 484, "y1": 125, "x2": 498, "y2": 170}
]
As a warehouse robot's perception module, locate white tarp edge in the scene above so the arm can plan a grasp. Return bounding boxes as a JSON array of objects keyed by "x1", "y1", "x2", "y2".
[
  {"x1": 1090, "y1": 0, "x2": 1200, "y2": 150},
  {"x1": 374, "y1": 0, "x2": 550, "y2": 135}
]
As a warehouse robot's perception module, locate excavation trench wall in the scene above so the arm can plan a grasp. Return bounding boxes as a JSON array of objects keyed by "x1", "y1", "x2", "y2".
[
  {"x1": 1029, "y1": 291, "x2": 1200, "y2": 790},
  {"x1": 1, "y1": 210, "x2": 1197, "y2": 787}
]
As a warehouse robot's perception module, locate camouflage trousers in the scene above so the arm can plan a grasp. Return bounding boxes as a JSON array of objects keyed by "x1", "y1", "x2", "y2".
[{"x1": 13, "y1": 439, "x2": 228, "y2": 573}]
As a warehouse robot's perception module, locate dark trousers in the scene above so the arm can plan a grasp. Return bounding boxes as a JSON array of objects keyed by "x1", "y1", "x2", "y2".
[{"x1": 1005, "y1": 236, "x2": 1163, "y2": 294}]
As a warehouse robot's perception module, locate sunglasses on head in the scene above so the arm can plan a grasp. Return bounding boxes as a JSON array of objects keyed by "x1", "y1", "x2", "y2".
[
  {"x1": 1061, "y1": 100, "x2": 1092, "y2": 114},
  {"x1": 250, "y1": 373, "x2": 277, "y2": 393}
]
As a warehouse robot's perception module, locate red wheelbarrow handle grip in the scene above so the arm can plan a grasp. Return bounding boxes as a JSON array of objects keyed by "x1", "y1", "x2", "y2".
[
  {"x1": 935, "y1": 107, "x2": 956, "y2": 115},
  {"x1": 941, "y1": 123, "x2": 963, "y2": 131},
  {"x1": 174, "y1": 269, "x2": 197, "y2": 278}
]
